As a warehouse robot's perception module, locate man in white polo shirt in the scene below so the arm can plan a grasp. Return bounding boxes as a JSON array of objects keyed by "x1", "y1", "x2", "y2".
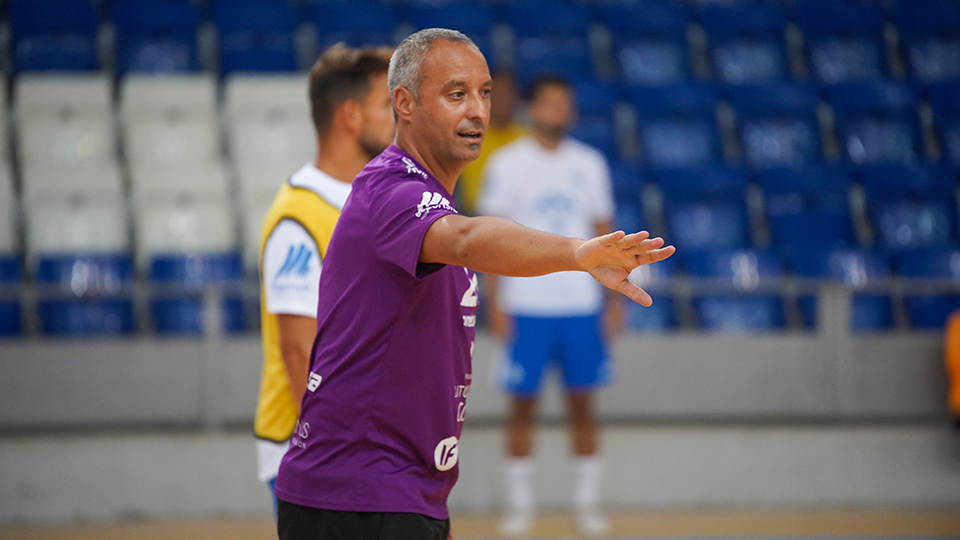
[{"x1": 479, "y1": 75, "x2": 619, "y2": 538}]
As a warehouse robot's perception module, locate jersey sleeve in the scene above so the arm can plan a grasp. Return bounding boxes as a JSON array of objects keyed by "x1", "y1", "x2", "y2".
[
  {"x1": 370, "y1": 178, "x2": 458, "y2": 279},
  {"x1": 262, "y1": 219, "x2": 322, "y2": 317}
]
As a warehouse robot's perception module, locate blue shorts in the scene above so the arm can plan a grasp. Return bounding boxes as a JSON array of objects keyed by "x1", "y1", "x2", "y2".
[{"x1": 500, "y1": 314, "x2": 612, "y2": 395}]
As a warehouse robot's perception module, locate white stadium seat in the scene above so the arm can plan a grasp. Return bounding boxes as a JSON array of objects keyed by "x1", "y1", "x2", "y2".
[
  {"x1": 224, "y1": 74, "x2": 314, "y2": 180},
  {"x1": 121, "y1": 74, "x2": 217, "y2": 123},
  {"x1": 0, "y1": 165, "x2": 16, "y2": 253},
  {"x1": 21, "y1": 161, "x2": 123, "y2": 199},
  {"x1": 134, "y1": 196, "x2": 236, "y2": 267},
  {"x1": 24, "y1": 191, "x2": 128, "y2": 261},
  {"x1": 130, "y1": 161, "x2": 230, "y2": 201},
  {"x1": 15, "y1": 74, "x2": 116, "y2": 171}
]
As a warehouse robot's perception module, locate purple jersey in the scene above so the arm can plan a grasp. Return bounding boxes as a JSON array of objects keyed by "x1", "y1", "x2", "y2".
[{"x1": 274, "y1": 145, "x2": 477, "y2": 520}]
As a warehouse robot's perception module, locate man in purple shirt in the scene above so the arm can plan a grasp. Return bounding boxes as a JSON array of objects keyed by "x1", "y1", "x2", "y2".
[{"x1": 275, "y1": 28, "x2": 675, "y2": 540}]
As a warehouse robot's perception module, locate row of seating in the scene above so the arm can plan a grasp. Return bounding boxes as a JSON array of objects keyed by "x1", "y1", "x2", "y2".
[{"x1": 7, "y1": 0, "x2": 960, "y2": 86}]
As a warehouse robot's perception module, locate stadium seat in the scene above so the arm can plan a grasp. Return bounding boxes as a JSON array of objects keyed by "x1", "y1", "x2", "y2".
[
  {"x1": 701, "y1": 4, "x2": 789, "y2": 85},
  {"x1": 859, "y1": 163, "x2": 956, "y2": 250},
  {"x1": 0, "y1": 166, "x2": 17, "y2": 255},
  {"x1": 571, "y1": 82, "x2": 619, "y2": 160},
  {"x1": 602, "y1": 0, "x2": 691, "y2": 85},
  {"x1": 515, "y1": 36, "x2": 594, "y2": 86},
  {"x1": 927, "y1": 81, "x2": 960, "y2": 165},
  {"x1": 896, "y1": 247, "x2": 960, "y2": 329},
  {"x1": 215, "y1": 0, "x2": 299, "y2": 74},
  {"x1": 407, "y1": 2, "x2": 495, "y2": 62},
  {"x1": 9, "y1": 0, "x2": 100, "y2": 72},
  {"x1": 311, "y1": 0, "x2": 398, "y2": 51},
  {"x1": 112, "y1": 0, "x2": 199, "y2": 74},
  {"x1": 224, "y1": 74, "x2": 314, "y2": 183},
  {"x1": 121, "y1": 75, "x2": 220, "y2": 172},
  {"x1": 135, "y1": 191, "x2": 244, "y2": 335},
  {"x1": 657, "y1": 166, "x2": 750, "y2": 251},
  {"x1": 794, "y1": 0, "x2": 886, "y2": 83},
  {"x1": 625, "y1": 255, "x2": 678, "y2": 333},
  {"x1": 686, "y1": 249, "x2": 786, "y2": 333},
  {"x1": 0, "y1": 256, "x2": 22, "y2": 337},
  {"x1": 24, "y1": 190, "x2": 128, "y2": 263},
  {"x1": 630, "y1": 83, "x2": 721, "y2": 168},
  {"x1": 609, "y1": 161, "x2": 645, "y2": 235},
  {"x1": 792, "y1": 247, "x2": 894, "y2": 331},
  {"x1": 728, "y1": 82, "x2": 821, "y2": 169},
  {"x1": 895, "y1": 0, "x2": 960, "y2": 84},
  {"x1": 506, "y1": 0, "x2": 592, "y2": 39},
  {"x1": 15, "y1": 74, "x2": 115, "y2": 171},
  {"x1": 35, "y1": 255, "x2": 135, "y2": 336},
  {"x1": 827, "y1": 81, "x2": 921, "y2": 165},
  {"x1": 758, "y1": 165, "x2": 854, "y2": 253},
  {"x1": 903, "y1": 294, "x2": 960, "y2": 329}
]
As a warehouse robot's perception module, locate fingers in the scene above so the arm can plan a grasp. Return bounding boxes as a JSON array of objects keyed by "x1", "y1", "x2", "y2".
[
  {"x1": 634, "y1": 245, "x2": 676, "y2": 266},
  {"x1": 597, "y1": 230, "x2": 626, "y2": 247},
  {"x1": 616, "y1": 280, "x2": 653, "y2": 307}
]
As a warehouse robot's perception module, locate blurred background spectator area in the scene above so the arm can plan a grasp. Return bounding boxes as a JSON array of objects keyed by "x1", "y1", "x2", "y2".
[{"x1": 0, "y1": 0, "x2": 959, "y2": 338}]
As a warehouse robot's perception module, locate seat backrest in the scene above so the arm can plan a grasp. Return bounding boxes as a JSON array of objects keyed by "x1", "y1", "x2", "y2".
[
  {"x1": 131, "y1": 162, "x2": 230, "y2": 202},
  {"x1": 121, "y1": 74, "x2": 216, "y2": 121},
  {"x1": 795, "y1": 0, "x2": 885, "y2": 83},
  {"x1": 895, "y1": 0, "x2": 960, "y2": 83},
  {"x1": 21, "y1": 161, "x2": 123, "y2": 200},
  {"x1": 631, "y1": 84, "x2": 719, "y2": 167},
  {"x1": 215, "y1": 0, "x2": 299, "y2": 73},
  {"x1": 685, "y1": 248, "x2": 783, "y2": 283},
  {"x1": 729, "y1": 82, "x2": 821, "y2": 169},
  {"x1": 311, "y1": 0, "x2": 397, "y2": 35},
  {"x1": 928, "y1": 81, "x2": 960, "y2": 164},
  {"x1": 10, "y1": 0, "x2": 100, "y2": 72},
  {"x1": 24, "y1": 191, "x2": 129, "y2": 262},
  {"x1": 702, "y1": 4, "x2": 788, "y2": 84},
  {"x1": 828, "y1": 81, "x2": 920, "y2": 164},
  {"x1": 693, "y1": 295, "x2": 785, "y2": 333},
  {"x1": 112, "y1": 0, "x2": 199, "y2": 73},
  {"x1": 408, "y1": 2, "x2": 494, "y2": 37},
  {"x1": 896, "y1": 248, "x2": 960, "y2": 279},
  {"x1": 224, "y1": 74, "x2": 314, "y2": 173},
  {"x1": 507, "y1": 0, "x2": 592, "y2": 39},
  {"x1": 760, "y1": 166, "x2": 853, "y2": 249},
  {"x1": 515, "y1": 36, "x2": 594, "y2": 86},
  {"x1": 134, "y1": 197, "x2": 236, "y2": 264},
  {"x1": 15, "y1": 73, "x2": 111, "y2": 120},
  {"x1": 126, "y1": 117, "x2": 221, "y2": 171},
  {"x1": 0, "y1": 166, "x2": 16, "y2": 253},
  {"x1": 790, "y1": 247, "x2": 890, "y2": 287}
]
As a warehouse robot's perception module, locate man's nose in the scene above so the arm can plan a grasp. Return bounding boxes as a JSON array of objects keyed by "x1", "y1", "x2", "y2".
[{"x1": 466, "y1": 90, "x2": 489, "y2": 122}]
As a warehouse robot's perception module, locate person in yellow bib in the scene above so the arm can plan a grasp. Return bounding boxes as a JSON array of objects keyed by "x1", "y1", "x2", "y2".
[{"x1": 254, "y1": 43, "x2": 395, "y2": 512}]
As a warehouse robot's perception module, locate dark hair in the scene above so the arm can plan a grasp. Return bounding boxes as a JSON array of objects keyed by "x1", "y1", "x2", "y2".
[
  {"x1": 309, "y1": 43, "x2": 393, "y2": 137},
  {"x1": 526, "y1": 75, "x2": 573, "y2": 102}
]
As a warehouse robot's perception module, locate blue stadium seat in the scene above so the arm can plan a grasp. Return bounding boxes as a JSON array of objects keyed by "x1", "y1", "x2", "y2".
[
  {"x1": 827, "y1": 81, "x2": 921, "y2": 165},
  {"x1": 35, "y1": 255, "x2": 136, "y2": 336},
  {"x1": 407, "y1": 2, "x2": 495, "y2": 62},
  {"x1": 728, "y1": 82, "x2": 821, "y2": 169},
  {"x1": 657, "y1": 166, "x2": 750, "y2": 251},
  {"x1": 506, "y1": 0, "x2": 591, "y2": 39},
  {"x1": 515, "y1": 36, "x2": 594, "y2": 86},
  {"x1": 571, "y1": 80, "x2": 619, "y2": 159},
  {"x1": 859, "y1": 163, "x2": 956, "y2": 250},
  {"x1": 149, "y1": 252, "x2": 247, "y2": 335},
  {"x1": 927, "y1": 81, "x2": 960, "y2": 165},
  {"x1": 792, "y1": 247, "x2": 894, "y2": 331},
  {"x1": 895, "y1": 0, "x2": 960, "y2": 84},
  {"x1": 609, "y1": 161, "x2": 645, "y2": 234},
  {"x1": 630, "y1": 83, "x2": 721, "y2": 168},
  {"x1": 112, "y1": 0, "x2": 199, "y2": 73},
  {"x1": 0, "y1": 257, "x2": 22, "y2": 336},
  {"x1": 215, "y1": 0, "x2": 299, "y2": 74},
  {"x1": 759, "y1": 165, "x2": 854, "y2": 253},
  {"x1": 701, "y1": 4, "x2": 789, "y2": 85},
  {"x1": 603, "y1": 1, "x2": 691, "y2": 85},
  {"x1": 9, "y1": 0, "x2": 100, "y2": 72},
  {"x1": 896, "y1": 247, "x2": 960, "y2": 329},
  {"x1": 625, "y1": 255, "x2": 678, "y2": 333},
  {"x1": 794, "y1": 0, "x2": 886, "y2": 83},
  {"x1": 311, "y1": 0, "x2": 398, "y2": 50},
  {"x1": 686, "y1": 249, "x2": 786, "y2": 333}
]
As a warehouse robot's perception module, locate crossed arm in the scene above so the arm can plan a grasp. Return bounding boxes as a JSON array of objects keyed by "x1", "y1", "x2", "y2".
[{"x1": 419, "y1": 213, "x2": 675, "y2": 306}]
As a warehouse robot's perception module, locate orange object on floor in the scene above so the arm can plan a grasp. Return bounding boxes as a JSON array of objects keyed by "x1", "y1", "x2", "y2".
[{"x1": 945, "y1": 310, "x2": 960, "y2": 417}]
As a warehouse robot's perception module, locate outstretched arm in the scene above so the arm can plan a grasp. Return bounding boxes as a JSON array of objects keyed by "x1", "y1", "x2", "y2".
[{"x1": 420, "y1": 214, "x2": 675, "y2": 305}]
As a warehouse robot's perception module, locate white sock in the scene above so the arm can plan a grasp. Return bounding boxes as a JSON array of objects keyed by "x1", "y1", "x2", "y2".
[
  {"x1": 573, "y1": 455, "x2": 603, "y2": 511},
  {"x1": 504, "y1": 457, "x2": 535, "y2": 513}
]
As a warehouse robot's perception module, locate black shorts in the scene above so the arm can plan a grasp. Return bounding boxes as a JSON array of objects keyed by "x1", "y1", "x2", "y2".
[{"x1": 277, "y1": 499, "x2": 450, "y2": 540}]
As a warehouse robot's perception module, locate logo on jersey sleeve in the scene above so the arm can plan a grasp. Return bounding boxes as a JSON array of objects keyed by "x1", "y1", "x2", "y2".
[
  {"x1": 415, "y1": 191, "x2": 456, "y2": 219},
  {"x1": 434, "y1": 436, "x2": 459, "y2": 471},
  {"x1": 275, "y1": 244, "x2": 313, "y2": 278},
  {"x1": 306, "y1": 372, "x2": 323, "y2": 392},
  {"x1": 402, "y1": 157, "x2": 428, "y2": 179}
]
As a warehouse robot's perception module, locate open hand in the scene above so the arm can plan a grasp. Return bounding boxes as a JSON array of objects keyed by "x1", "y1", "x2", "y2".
[{"x1": 573, "y1": 230, "x2": 675, "y2": 306}]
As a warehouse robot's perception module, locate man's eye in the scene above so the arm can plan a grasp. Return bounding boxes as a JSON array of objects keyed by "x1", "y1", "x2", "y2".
[{"x1": 451, "y1": 92, "x2": 465, "y2": 99}]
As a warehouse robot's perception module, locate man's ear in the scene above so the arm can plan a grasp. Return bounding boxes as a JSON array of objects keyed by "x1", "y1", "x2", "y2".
[
  {"x1": 393, "y1": 86, "x2": 415, "y2": 122},
  {"x1": 338, "y1": 99, "x2": 362, "y2": 134}
]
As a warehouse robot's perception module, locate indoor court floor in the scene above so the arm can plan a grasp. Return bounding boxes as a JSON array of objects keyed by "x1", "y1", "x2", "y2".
[{"x1": 1, "y1": 509, "x2": 959, "y2": 540}]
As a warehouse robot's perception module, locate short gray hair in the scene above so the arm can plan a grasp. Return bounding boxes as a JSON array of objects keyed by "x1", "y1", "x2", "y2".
[{"x1": 388, "y1": 28, "x2": 477, "y2": 100}]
